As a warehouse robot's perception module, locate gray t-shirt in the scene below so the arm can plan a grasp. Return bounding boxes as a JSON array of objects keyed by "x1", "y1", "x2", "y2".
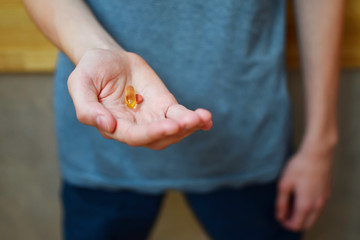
[{"x1": 54, "y1": 0, "x2": 292, "y2": 193}]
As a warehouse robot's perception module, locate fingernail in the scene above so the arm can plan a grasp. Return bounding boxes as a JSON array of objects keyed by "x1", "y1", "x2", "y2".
[{"x1": 96, "y1": 115, "x2": 109, "y2": 132}]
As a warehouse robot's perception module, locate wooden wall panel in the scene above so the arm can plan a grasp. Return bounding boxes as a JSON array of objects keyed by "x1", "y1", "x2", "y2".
[
  {"x1": 0, "y1": 1, "x2": 57, "y2": 72},
  {"x1": 0, "y1": 0, "x2": 359, "y2": 72},
  {"x1": 286, "y1": 0, "x2": 360, "y2": 68}
]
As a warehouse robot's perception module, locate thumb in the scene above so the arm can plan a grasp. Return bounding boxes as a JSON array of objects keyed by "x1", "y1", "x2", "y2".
[
  {"x1": 67, "y1": 71, "x2": 116, "y2": 133},
  {"x1": 79, "y1": 101, "x2": 116, "y2": 133}
]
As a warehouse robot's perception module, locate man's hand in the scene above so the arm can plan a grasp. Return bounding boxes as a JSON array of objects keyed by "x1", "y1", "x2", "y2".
[
  {"x1": 276, "y1": 146, "x2": 333, "y2": 231},
  {"x1": 68, "y1": 48, "x2": 212, "y2": 149}
]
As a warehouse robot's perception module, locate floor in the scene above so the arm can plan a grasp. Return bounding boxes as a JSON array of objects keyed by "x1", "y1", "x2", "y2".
[{"x1": 0, "y1": 71, "x2": 359, "y2": 240}]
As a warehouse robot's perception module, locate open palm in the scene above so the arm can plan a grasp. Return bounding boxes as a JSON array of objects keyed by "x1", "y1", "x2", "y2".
[{"x1": 67, "y1": 48, "x2": 212, "y2": 149}]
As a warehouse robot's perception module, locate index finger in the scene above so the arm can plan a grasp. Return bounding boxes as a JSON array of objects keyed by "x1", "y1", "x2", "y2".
[
  {"x1": 276, "y1": 181, "x2": 292, "y2": 222},
  {"x1": 284, "y1": 194, "x2": 313, "y2": 232}
]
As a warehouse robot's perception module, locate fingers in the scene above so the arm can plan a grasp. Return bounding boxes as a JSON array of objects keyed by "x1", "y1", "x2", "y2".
[
  {"x1": 102, "y1": 118, "x2": 181, "y2": 146},
  {"x1": 99, "y1": 102, "x2": 213, "y2": 149},
  {"x1": 144, "y1": 127, "x2": 198, "y2": 150},
  {"x1": 103, "y1": 105, "x2": 213, "y2": 149},
  {"x1": 283, "y1": 196, "x2": 311, "y2": 231},
  {"x1": 303, "y1": 208, "x2": 321, "y2": 229},
  {"x1": 276, "y1": 180, "x2": 309, "y2": 232},
  {"x1": 303, "y1": 198, "x2": 326, "y2": 229},
  {"x1": 68, "y1": 70, "x2": 116, "y2": 133},
  {"x1": 282, "y1": 196, "x2": 324, "y2": 231},
  {"x1": 145, "y1": 109, "x2": 213, "y2": 149},
  {"x1": 276, "y1": 181, "x2": 292, "y2": 222},
  {"x1": 277, "y1": 182, "x2": 327, "y2": 231},
  {"x1": 166, "y1": 104, "x2": 202, "y2": 129},
  {"x1": 167, "y1": 105, "x2": 213, "y2": 130},
  {"x1": 195, "y1": 108, "x2": 213, "y2": 130},
  {"x1": 138, "y1": 106, "x2": 213, "y2": 149}
]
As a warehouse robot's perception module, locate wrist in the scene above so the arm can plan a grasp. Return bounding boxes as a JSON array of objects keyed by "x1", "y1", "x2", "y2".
[
  {"x1": 62, "y1": 22, "x2": 126, "y2": 64},
  {"x1": 299, "y1": 128, "x2": 338, "y2": 156},
  {"x1": 73, "y1": 40, "x2": 124, "y2": 63}
]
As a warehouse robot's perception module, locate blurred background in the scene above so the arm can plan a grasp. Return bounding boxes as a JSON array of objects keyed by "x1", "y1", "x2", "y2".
[{"x1": 0, "y1": 0, "x2": 359, "y2": 239}]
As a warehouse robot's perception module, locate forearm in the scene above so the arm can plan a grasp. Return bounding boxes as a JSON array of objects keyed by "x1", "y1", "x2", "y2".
[
  {"x1": 293, "y1": 0, "x2": 344, "y2": 152},
  {"x1": 23, "y1": 0, "x2": 122, "y2": 63}
]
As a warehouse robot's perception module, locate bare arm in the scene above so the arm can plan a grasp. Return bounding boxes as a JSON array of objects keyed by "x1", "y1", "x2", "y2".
[
  {"x1": 23, "y1": 0, "x2": 212, "y2": 149},
  {"x1": 23, "y1": 0, "x2": 120, "y2": 63},
  {"x1": 295, "y1": 0, "x2": 343, "y2": 151},
  {"x1": 276, "y1": 0, "x2": 344, "y2": 231}
]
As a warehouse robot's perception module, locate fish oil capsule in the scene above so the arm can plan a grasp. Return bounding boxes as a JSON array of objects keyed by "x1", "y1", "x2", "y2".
[{"x1": 125, "y1": 85, "x2": 137, "y2": 109}]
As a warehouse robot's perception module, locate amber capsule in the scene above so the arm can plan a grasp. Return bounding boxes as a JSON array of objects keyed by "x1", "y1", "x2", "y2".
[{"x1": 125, "y1": 85, "x2": 137, "y2": 109}]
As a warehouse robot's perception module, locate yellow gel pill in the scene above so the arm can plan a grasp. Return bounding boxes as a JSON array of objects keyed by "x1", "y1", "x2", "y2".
[{"x1": 125, "y1": 85, "x2": 136, "y2": 109}]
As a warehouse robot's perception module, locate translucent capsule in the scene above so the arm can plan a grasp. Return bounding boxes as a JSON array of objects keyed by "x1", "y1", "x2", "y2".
[{"x1": 125, "y1": 85, "x2": 137, "y2": 109}]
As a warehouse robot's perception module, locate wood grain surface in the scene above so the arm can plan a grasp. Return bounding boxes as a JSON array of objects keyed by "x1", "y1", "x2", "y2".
[
  {"x1": 0, "y1": 0, "x2": 359, "y2": 72},
  {"x1": 286, "y1": 0, "x2": 360, "y2": 68}
]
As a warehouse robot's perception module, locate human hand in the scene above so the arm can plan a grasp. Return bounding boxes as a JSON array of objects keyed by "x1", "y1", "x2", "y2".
[
  {"x1": 276, "y1": 147, "x2": 333, "y2": 231},
  {"x1": 67, "y1": 48, "x2": 212, "y2": 149}
]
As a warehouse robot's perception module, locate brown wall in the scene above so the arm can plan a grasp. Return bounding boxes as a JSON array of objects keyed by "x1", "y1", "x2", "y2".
[
  {"x1": 0, "y1": 0, "x2": 359, "y2": 72},
  {"x1": 286, "y1": 0, "x2": 360, "y2": 68}
]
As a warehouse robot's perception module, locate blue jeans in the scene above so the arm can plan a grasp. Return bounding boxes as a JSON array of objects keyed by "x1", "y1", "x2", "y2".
[{"x1": 61, "y1": 181, "x2": 301, "y2": 240}]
